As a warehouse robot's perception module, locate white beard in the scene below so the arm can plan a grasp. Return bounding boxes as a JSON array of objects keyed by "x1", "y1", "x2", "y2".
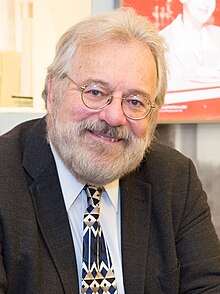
[{"x1": 47, "y1": 115, "x2": 150, "y2": 186}]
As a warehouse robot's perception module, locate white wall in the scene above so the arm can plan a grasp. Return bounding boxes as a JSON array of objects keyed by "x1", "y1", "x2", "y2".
[{"x1": 32, "y1": 0, "x2": 92, "y2": 109}]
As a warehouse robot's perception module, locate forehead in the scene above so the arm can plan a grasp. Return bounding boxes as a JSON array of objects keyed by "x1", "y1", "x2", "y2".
[{"x1": 70, "y1": 39, "x2": 157, "y2": 90}]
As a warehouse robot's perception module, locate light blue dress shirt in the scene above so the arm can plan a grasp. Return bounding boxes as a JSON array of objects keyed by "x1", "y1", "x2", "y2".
[{"x1": 51, "y1": 144, "x2": 125, "y2": 294}]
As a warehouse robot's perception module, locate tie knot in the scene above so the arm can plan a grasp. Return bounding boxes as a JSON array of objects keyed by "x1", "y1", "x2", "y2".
[{"x1": 84, "y1": 185, "x2": 103, "y2": 207}]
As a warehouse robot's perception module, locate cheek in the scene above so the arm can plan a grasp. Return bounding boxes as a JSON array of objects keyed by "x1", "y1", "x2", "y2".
[
  {"x1": 209, "y1": 3, "x2": 216, "y2": 15},
  {"x1": 57, "y1": 96, "x2": 97, "y2": 123},
  {"x1": 130, "y1": 120, "x2": 148, "y2": 139}
]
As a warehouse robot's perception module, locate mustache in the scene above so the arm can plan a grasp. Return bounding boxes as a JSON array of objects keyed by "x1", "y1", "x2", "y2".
[{"x1": 79, "y1": 119, "x2": 134, "y2": 142}]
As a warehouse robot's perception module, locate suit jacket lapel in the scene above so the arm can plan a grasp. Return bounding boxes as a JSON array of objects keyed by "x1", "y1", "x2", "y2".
[
  {"x1": 23, "y1": 118, "x2": 78, "y2": 293},
  {"x1": 120, "y1": 175, "x2": 152, "y2": 293}
]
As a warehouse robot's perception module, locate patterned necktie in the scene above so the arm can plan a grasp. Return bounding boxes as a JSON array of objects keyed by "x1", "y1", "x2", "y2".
[{"x1": 82, "y1": 185, "x2": 117, "y2": 294}]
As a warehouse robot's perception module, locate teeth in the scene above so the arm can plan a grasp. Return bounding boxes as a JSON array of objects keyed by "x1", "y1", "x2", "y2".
[
  {"x1": 110, "y1": 138, "x2": 118, "y2": 142},
  {"x1": 89, "y1": 130, "x2": 119, "y2": 142},
  {"x1": 99, "y1": 134, "x2": 118, "y2": 142}
]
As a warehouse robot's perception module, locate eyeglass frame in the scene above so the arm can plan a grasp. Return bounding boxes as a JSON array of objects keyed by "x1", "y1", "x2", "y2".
[{"x1": 63, "y1": 74, "x2": 156, "y2": 120}]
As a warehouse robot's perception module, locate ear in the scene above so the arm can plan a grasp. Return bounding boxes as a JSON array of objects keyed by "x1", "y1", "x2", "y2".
[{"x1": 46, "y1": 77, "x2": 54, "y2": 113}]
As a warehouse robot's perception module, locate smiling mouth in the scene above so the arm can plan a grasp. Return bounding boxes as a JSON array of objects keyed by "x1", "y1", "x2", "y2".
[
  {"x1": 81, "y1": 120, "x2": 132, "y2": 146},
  {"x1": 198, "y1": 7, "x2": 209, "y2": 13},
  {"x1": 88, "y1": 130, "x2": 121, "y2": 142}
]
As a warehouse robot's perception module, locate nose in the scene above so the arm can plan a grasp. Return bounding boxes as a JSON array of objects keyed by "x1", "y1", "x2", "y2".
[{"x1": 97, "y1": 96, "x2": 127, "y2": 127}]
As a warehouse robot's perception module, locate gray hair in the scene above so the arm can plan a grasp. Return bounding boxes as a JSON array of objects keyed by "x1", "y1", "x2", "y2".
[{"x1": 42, "y1": 7, "x2": 167, "y2": 108}]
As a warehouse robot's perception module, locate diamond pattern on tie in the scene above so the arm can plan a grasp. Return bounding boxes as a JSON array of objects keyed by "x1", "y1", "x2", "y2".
[{"x1": 82, "y1": 185, "x2": 117, "y2": 294}]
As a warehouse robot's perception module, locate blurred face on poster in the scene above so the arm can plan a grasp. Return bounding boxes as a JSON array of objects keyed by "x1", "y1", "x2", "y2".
[{"x1": 181, "y1": 0, "x2": 216, "y2": 26}]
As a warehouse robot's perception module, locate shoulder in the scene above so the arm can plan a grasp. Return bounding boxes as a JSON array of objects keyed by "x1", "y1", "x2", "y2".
[
  {"x1": 144, "y1": 141, "x2": 191, "y2": 175},
  {"x1": 0, "y1": 117, "x2": 46, "y2": 174},
  {"x1": 0, "y1": 118, "x2": 42, "y2": 140},
  {"x1": 0, "y1": 117, "x2": 48, "y2": 207},
  {"x1": 206, "y1": 25, "x2": 220, "y2": 50},
  {"x1": 134, "y1": 141, "x2": 201, "y2": 194},
  {"x1": 0, "y1": 118, "x2": 45, "y2": 152}
]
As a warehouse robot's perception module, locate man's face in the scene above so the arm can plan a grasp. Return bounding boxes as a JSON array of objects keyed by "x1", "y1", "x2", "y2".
[
  {"x1": 47, "y1": 39, "x2": 157, "y2": 185},
  {"x1": 182, "y1": 0, "x2": 216, "y2": 25}
]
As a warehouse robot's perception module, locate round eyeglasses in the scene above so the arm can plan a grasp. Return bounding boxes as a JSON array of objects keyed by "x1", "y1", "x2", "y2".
[{"x1": 64, "y1": 74, "x2": 156, "y2": 120}]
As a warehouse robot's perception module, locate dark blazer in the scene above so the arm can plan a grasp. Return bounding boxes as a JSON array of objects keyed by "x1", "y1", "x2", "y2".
[{"x1": 0, "y1": 118, "x2": 220, "y2": 294}]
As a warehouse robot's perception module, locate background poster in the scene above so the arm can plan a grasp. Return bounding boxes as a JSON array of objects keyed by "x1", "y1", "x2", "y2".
[{"x1": 123, "y1": 0, "x2": 220, "y2": 122}]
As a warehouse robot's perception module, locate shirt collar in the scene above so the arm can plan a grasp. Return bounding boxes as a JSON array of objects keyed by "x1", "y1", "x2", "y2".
[
  {"x1": 104, "y1": 180, "x2": 119, "y2": 213},
  {"x1": 50, "y1": 143, "x2": 119, "y2": 213}
]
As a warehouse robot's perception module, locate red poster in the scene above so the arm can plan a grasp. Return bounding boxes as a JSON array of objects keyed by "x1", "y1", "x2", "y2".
[{"x1": 123, "y1": 0, "x2": 220, "y2": 122}]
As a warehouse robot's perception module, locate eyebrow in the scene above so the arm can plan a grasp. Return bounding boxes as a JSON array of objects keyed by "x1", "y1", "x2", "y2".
[
  {"x1": 81, "y1": 79, "x2": 110, "y2": 88},
  {"x1": 126, "y1": 89, "x2": 151, "y2": 100}
]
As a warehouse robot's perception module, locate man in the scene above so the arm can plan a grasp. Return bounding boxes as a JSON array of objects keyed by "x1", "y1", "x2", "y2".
[
  {"x1": 0, "y1": 8, "x2": 220, "y2": 294},
  {"x1": 160, "y1": 0, "x2": 220, "y2": 91}
]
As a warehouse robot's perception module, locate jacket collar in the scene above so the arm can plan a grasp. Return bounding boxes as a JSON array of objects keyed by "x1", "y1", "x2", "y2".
[
  {"x1": 120, "y1": 173, "x2": 152, "y2": 293},
  {"x1": 23, "y1": 117, "x2": 78, "y2": 293}
]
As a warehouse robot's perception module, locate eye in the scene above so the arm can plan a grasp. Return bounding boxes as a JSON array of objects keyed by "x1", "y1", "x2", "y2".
[
  {"x1": 90, "y1": 89, "x2": 102, "y2": 97},
  {"x1": 130, "y1": 99, "x2": 143, "y2": 106},
  {"x1": 125, "y1": 94, "x2": 146, "y2": 109},
  {"x1": 84, "y1": 84, "x2": 109, "y2": 99}
]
